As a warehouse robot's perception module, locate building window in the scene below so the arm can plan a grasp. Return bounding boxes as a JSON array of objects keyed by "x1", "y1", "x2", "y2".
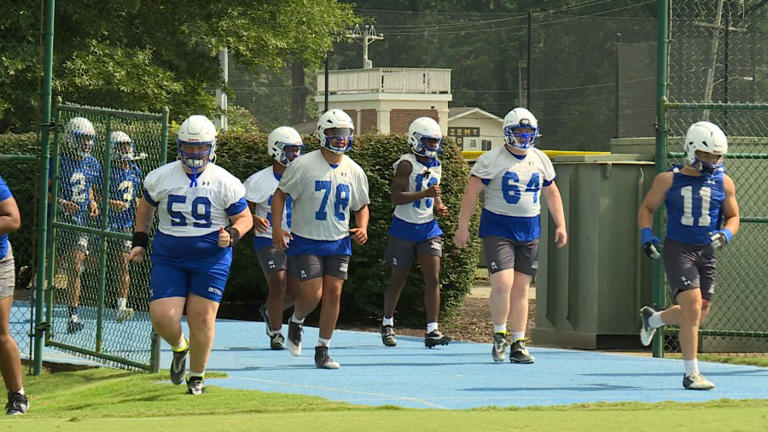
[
  {"x1": 481, "y1": 139, "x2": 492, "y2": 150},
  {"x1": 470, "y1": 139, "x2": 477, "y2": 148}
]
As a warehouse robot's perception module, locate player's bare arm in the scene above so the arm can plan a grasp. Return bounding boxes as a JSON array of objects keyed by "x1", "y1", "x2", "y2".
[
  {"x1": 434, "y1": 193, "x2": 448, "y2": 217},
  {"x1": 542, "y1": 181, "x2": 567, "y2": 247},
  {"x1": 248, "y1": 200, "x2": 270, "y2": 233},
  {"x1": 270, "y1": 188, "x2": 291, "y2": 250},
  {"x1": 128, "y1": 196, "x2": 156, "y2": 262},
  {"x1": 350, "y1": 204, "x2": 369, "y2": 245},
  {"x1": 453, "y1": 175, "x2": 483, "y2": 248},
  {"x1": 722, "y1": 174, "x2": 740, "y2": 235},
  {"x1": 218, "y1": 208, "x2": 253, "y2": 248},
  {"x1": 390, "y1": 160, "x2": 435, "y2": 205},
  {"x1": 638, "y1": 171, "x2": 674, "y2": 229}
]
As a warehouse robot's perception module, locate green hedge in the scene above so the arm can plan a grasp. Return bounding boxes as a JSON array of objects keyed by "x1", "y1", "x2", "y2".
[{"x1": 213, "y1": 130, "x2": 480, "y2": 324}]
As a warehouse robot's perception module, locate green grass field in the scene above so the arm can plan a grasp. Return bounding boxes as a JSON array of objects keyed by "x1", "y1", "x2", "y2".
[{"x1": 3, "y1": 365, "x2": 768, "y2": 431}]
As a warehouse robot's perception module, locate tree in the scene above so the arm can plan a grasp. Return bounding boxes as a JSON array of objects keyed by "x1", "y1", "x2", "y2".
[{"x1": 0, "y1": 0, "x2": 359, "y2": 132}]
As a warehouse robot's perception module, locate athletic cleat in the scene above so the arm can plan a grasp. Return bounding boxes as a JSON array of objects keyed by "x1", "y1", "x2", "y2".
[
  {"x1": 186, "y1": 376, "x2": 205, "y2": 395},
  {"x1": 683, "y1": 372, "x2": 715, "y2": 390},
  {"x1": 269, "y1": 332, "x2": 285, "y2": 350},
  {"x1": 286, "y1": 320, "x2": 303, "y2": 356},
  {"x1": 67, "y1": 317, "x2": 84, "y2": 334},
  {"x1": 5, "y1": 391, "x2": 28, "y2": 415},
  {"x1": 509, "y1": 339, "x2": 535, "y2": 364},
  {"x1": 381, "y1": 325, "x2": 397, "y2": 347},
  {"x1": 258, "y1": 304, "x2": 274, "y2": 336},
  {"x1": 424, "y1": 330, "x2": 451, "y2": 348},
  {"x1": 314, "y1": 345, "x2": 340, "y2": 369},
  {"x1": 492, "y1": 332, "x2": 508, "y2": 362},
  {"x1": 639, "y1": 305, "x2": 657, "y2": 346},
  {"x1": 170, "y1": 346, "x2": 188, "y2": 385},
  {"x1": 115, "y1": 308, "x2": 134, "y2": 323}
]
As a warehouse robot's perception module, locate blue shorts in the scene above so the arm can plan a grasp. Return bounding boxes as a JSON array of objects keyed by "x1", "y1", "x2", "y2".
[{"x1": 149, "y1": 255, "x2": 231, "y2": 303}]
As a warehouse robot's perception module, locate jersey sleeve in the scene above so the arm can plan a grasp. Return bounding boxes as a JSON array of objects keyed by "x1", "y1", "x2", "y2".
[
  {"x1": 278, "y1": 160, "x2": 304, "y2": 199},
  {"x1": 222, "y1": 174, "x2": 247, "y2": 215},
  {"x1": 537, "y1": 151, "x2": 556, "y2": 183},
  {"x1": 350, "y1": 165, "x2": 371, "y2": 211},
  {"x1": 243, "y1": 170, "x2": 271, "y2": 204},
  {"x1": 470, "y1": 151, "x2": 495, "y2": 180},
  {"x1": 142, "y1": 168, "x2": 161, "y2": 205}
]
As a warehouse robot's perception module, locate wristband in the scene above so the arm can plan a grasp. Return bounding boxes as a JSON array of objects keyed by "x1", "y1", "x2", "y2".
[
  {"x1": 640, "y1": 228, "x2": 655, "y2": 245},
  {"x1": 131, "y1": 232, "x2": 149, "y2": 249},
  {"x1": 721, "y1": 228, "x2": 733, "y2": 243},
  {"x1": 225, "y1": 227, "x2": 240, "y2": 247}
]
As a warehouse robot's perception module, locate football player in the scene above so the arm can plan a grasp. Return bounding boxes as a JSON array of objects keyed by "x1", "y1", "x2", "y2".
[
  {"x1": 107, "y1": 131, "x2": 145, "y2": 322},
  {"x1": 380, "y1": 117, "x2": 451, "y2": 348},
  {"x1": 271, "y1": 109, "x2": 370, "y2": 369},
  {"x1": 638, "y1": 121, "x2": 740, "y2": 390},
  {"x1": 454, "y1": 107, "x2": 567, "y2": 364},
  {"x1": 243, "y1": 126, "x2": 303, "y2": 350},
  {"x1": 54, "y1": 117, "x2": 102, "y2": 334},
  {"x1": 129, "y1": 115, "x2": 252, "y2": 395}
]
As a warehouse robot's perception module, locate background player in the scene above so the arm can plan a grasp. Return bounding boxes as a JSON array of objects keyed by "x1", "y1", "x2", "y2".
[{"x1": 243, "y1": 126, "x2": 303, "y2": 349}]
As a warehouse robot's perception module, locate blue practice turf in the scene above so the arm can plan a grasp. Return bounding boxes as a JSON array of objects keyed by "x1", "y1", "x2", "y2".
[{"x1": 16, "y1": 304, "x2": 768, "y2": 409}]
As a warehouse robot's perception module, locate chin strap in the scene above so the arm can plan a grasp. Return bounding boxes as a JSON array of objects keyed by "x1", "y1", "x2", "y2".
[{"x1": 189, "y1": 165, "x2": 199, "y2": 187}]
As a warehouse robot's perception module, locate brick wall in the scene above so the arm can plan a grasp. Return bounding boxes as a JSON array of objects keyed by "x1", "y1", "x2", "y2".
[
  {"x1": 389, "y1": 109, "x2": 438, "y2": 134},
  {"x1": 360, "y1": 109, "x2": 377, "y2": 133}
]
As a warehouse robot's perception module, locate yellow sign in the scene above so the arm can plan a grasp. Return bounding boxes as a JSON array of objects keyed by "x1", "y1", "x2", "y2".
[{"x1": 447, "y1": 127, "x2": 479, "y2": 137}]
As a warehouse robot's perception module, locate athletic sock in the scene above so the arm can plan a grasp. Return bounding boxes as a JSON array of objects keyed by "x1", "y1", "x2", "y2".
[
  {"x1": 684, "y1": 359, "x2": 699, "y2": 376},
  {"x1": 427, "y1": 322, "x2": 438, "y2": 333},
  {"x1": 382, "y1": 316, "x2": 394, "y2": 327},
  {"x1": 649, "y1": 311, "x2": 664, "y2": 328},
  {"x1": 171, "y1": 336, "x2": 188, "y2": 352},
  {"x1": 493, "y1": 324, "x2": 507, "y2": 334},
  {"x1": 510, "y1": 331, "x2": 525, "y2": 342},
  {"x1": 317, "y1": 337, "x2": 331, "y2": 348}
]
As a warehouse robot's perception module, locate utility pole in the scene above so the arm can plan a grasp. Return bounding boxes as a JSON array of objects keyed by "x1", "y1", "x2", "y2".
[
  {"x1": 216, "y1": 47, "x2": 228, "y2": 130},
  {"x1": 347, "y1": 24, "x2": 384, "y2": 69}
]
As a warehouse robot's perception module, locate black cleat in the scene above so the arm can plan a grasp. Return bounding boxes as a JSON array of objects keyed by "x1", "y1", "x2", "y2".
[
  {"x1": 381, "y1": 325, "x2": 397, "y2": 347},
  {"x1": 269, "y1": 332, "x2": 285, "y2": 350},
  {"x1": 5, "y1": 391, "x2": 28, "y2": 415},
  {"x1": 170, "y1": 346, "x2": 188, "y2": 385},
  {"x1": 286, "y1": 320, "x2": 303, "y2": 356},
  {"x1": 314, "y1": 345, "x2": 340, "y2": 369},
  {"x1": 259, "y1": 304, "x2": 274, "y2": 336},
  {"x1": 186, "y1": 376, "x2": 205, "y2": 395},
  {"x1": 492, "y1": 332, "x2": 508, "y2": 362},
  {"x1": 424, "y1": 330, "x2": 451, "y2": 348},
  {"x1": 509, "y1": 339, "x2": 535, "y2": 364},
  {"x1": 639, "y1": 305, "x2": 658, "y2": 346}
]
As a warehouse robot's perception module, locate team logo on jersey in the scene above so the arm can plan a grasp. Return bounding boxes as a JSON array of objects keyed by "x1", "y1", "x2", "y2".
[{"x1": 705, "y1": 178, "x2": 716, "y2": 186}]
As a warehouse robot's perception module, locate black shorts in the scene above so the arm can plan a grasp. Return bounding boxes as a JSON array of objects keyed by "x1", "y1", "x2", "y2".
[
  {"x1": 288, "y1": 254, "x2": 349, "y2": 281},
  {"x1": 383, "y1": 236, "x2": 442, "y2": 268},
  {"x1": 482, "y1": 236, "x2": 539, "y2": 276},
  {"x1": 256, "y1": 245, "x2": 288, "y2": 275},
  {"x1": 662, "y1": 238, "x2": 717, "y2": 301}
]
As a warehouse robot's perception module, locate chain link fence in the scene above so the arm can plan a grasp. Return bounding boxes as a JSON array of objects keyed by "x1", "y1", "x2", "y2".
[
  {"x1": 46, "y1": 103, "x2": 167, "y2": 370},
  {"x1": 659, "y1": 0, "x2": 768, "y2": 355},
  {"x1": 0, "y1": 140, "x2": 40, "y2": 373}
]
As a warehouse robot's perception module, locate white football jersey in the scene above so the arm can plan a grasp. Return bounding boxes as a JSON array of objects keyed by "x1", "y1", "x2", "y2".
[
  {"x1": 278, "y1": 150, "x2": 369, "y2": 241},
  {"x1": 471, "y1": 146, "x2": 555, "y2": 217},
  {"x1": 243, "y1": 167, "x2": 289, "y2": 239},
  {"x1": 144, "y1": 161, "x2": 246, "y2": 237},
  {"x1": 392, "y1": 153, "x2": 442, "y2": 224}
]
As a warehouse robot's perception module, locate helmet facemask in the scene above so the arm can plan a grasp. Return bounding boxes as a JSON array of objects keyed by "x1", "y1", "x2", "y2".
[
  {"x1": 277, "y1": 143, "x2": 304, "y2": 166},
  {"x1": 504, "y1": 124, "x2": 538, "y2": 150},
  {"x1": 323, "y1": 127, "x2": 354, "y2": 154},
  {"x1": 692, "y1": 150, "x2": 724, "y2": 175},
  {"x1": 413, "y1": 133, "x2": 442, "y2": 158}
]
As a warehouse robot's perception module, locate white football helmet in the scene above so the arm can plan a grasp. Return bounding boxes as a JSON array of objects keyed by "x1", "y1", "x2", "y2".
[
  {"x1": 683, "y1": 121, "x2": 727, "y2": 175},
  {"x1": 177, "y1": 115, "x2": 217, "y2": 170},
  {"x1": 408, "y1": 117, "x2": 443, "y2": 158},
  {"x1": 110, "y1": 131, "x2": 135, "y2": 161},
  {"x1": 65, "y1": 117, "x2": 96, "y2": 157},
  {"x1": 316, "y1": 109, "x2": 354, "y2": 154},
  {"x1": 267, "y1": 126, "x2": 304, "y2": 166},
  {"x1": 503, "y1": 107, "x2": 539, "y2": 150}
]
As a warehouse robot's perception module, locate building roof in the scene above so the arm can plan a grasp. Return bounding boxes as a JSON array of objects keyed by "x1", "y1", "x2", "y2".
[{"x1": 448, "y1": 107, "x2": 503, "y2": 122}]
